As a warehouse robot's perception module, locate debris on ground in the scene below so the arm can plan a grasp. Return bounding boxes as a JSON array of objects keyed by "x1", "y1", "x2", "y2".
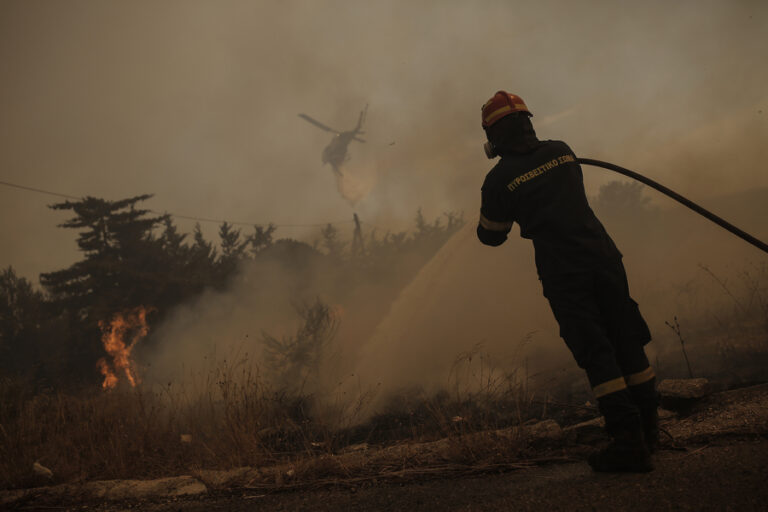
[
  {"x1": 32, "y1": 461, "x2": 53, "y2": 480},
  {"x1": 2, "y1": 383, "x2": 767, "y2": 509}
]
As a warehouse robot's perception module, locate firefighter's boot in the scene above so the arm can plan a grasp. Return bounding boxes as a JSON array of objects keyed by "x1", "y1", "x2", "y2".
[
  {"x1": 588, "y1": 427, "x2": 654, "y2": 473},
  {"x1": 590, "y1": 387, "x2": 653, "y2": 473},
  {"x1": 629, "y1": 378, "x2": 659, "y2": 453},
  {"x1": 638, "y1": 405, "x2": 659, "y2": 453}
]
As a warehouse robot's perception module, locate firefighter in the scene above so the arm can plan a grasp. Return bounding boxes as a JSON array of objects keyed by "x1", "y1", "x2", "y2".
[{"x1": 476, "y1": 91, "x2": 658, "y2": 472}]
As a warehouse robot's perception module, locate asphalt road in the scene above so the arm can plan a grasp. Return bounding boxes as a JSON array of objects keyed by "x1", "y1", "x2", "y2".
[{"x1": 105, "y1": 437, "x2": 767, "y2": 512}]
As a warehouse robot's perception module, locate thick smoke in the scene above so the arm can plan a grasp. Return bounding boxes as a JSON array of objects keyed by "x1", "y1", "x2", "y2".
[
  {"x1": 1, "y1": 1, "x2": 767, "y2": 406},
  {"x1": 2, "y1": 1, "x2": 767, "y2": 279}
]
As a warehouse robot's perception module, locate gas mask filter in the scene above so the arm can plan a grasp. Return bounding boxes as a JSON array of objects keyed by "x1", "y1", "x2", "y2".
[{"x1": 483, "y1": 141, "x2": 497, "y2": 159}]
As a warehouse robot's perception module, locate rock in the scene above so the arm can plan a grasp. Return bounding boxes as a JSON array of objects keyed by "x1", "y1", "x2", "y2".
[
  {"x1": 32, "y1": 461, "x2": 53, "y2": 479},
  {"x1": 82, "y1": 475, "x2": 207, "y2": 500},
  {"x1": 564, "y1": 416, "x2": 604, "y2": 433},
  {"x1": 562, "y1": 416, "x2": 607, "y2": 444},
  {"x1": 340, "y1": 442, "x2": 369, "y2": 454},
  {"x1": 664, "y1": 383, "x2": 768, "y2": 443},
  {"x1": 658, "y1": 408, "x2": 676, "y2": 420},
  {"x1": 195, "y1": 467, "x2": 261, "y2": 488},
  {"x1": 525, "y1": 419, "x2": 562, "y2": 441},
  {"x1": 658, "y1": 378, "x2": 711, "y2": 399},
  {"x1": 0, "y1": 476, "x2": 207, "y2": 507}
]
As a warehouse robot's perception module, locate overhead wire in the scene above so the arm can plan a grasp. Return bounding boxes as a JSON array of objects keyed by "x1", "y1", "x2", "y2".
[
  {"x1": 0, "y1": 179, "x2": 80, "y2": 201},
  {"x1": 0, "y1": 178, "x2": 354, "y2": 229}
]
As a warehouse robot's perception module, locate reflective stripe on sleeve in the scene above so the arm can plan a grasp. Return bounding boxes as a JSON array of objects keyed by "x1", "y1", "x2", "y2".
[
  {"x1": 625, "y1": 366, "x2": 655, "y2": 386},
  {"x1": 593, "y1": 376, "x2": 627, "y2": 398},
  {"x1": 479, "y1": 213, "x2": 513, "y2": 232}
]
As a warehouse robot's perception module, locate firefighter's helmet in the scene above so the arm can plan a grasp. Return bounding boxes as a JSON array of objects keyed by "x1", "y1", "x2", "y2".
[{"x1": 481, "y1": 91, "x2": 532, "y2": 128}]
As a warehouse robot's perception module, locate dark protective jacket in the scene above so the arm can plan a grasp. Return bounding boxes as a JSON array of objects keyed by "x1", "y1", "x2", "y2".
[
  {"x1": 477, "y1": 140, "x2": 622, "y2": 278},
  {"x1": 477, "y1": 139, "x2": 653, "y2": 434}
]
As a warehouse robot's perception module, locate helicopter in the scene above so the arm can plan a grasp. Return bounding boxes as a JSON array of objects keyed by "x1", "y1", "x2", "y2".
[{"x1": 298, "y1": 105, "x2": 368, "y2": 176}]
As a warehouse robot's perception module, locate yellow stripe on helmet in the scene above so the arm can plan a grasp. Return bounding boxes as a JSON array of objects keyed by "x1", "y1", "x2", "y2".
[{"x1": 483, "y1": 105, "x2": 512, "y2": 125}]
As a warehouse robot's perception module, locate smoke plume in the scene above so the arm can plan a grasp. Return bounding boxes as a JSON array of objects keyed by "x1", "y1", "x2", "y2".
[{"x1": 1, "y1": 1, "x2": 767, "y2": 408}]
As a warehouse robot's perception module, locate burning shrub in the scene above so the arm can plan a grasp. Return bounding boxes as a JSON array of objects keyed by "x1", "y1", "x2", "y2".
[{"x1": 96, "y1": 307, "x2": 151, "y2": 390}]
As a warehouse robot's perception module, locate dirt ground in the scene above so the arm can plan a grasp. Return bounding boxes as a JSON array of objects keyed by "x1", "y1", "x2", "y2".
[
  {"x1": 70, "y1": 437, "x2": 768, "y2": 512},
  {"x1": 6, "y1": 383, "x2": 768, "y2": 512}
]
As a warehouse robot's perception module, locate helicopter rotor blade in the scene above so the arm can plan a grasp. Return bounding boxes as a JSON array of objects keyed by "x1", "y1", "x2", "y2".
[
  {"x1": 298, "y1": 114, "x2": 340, "y2": 134},
  {"x1": 355, "y1": 104, "x2": 368, "y2": 131},
  {"x1": 352, "y1": 137, "x2": 366, "y2": 143}
]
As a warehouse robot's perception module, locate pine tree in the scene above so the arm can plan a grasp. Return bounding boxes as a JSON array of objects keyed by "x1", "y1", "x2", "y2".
[
  {"x1": 188, "y1": 223, "x2": 218, "y2": 283},
  {"x1": 248, "y1": 224, "x2": 276, "y2": 256},
  {"x1": 40, "y1": 194, "x2": 166, "y2": 325},
  {"x1": 216, "y1": 222, "x2": 248, "y2": 281}
]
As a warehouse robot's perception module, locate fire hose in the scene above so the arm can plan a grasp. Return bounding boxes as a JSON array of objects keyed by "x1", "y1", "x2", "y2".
[{"x1": 577, "y1": 158, "x2": 768, "y2": 255}]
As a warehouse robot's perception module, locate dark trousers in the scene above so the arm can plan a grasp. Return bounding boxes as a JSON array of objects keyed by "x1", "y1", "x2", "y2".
[{"x1": 542, "y1": 259, "x2": 654, "y2": 433}]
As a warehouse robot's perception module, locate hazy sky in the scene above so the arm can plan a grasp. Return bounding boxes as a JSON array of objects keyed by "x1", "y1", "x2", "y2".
[{"x1": 2, "y1": 0, "x2": 767, "y2": 281}]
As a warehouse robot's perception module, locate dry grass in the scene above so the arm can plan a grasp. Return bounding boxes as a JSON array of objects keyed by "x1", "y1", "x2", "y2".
[
  {"x1": 5, "y1": 267, "x2": 766, "y2": 492},
  {"x1": 656, "y1": 263, "x2": 768, "y2": 383},
  {"x1": 0, "y1": 369, "x2": 317, "y2": 489},
  {"x1": 0, "y1": 352, "x2": 558, "y2": 492},
  {"x1": 0, "y1": 300, "x2": 565, "y2": 492}
]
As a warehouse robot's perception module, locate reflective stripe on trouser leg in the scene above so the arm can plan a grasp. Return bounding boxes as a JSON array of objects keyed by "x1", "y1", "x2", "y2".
[
  {"x1": 593, "y1": 376, "x2": 627, "y2": 398},
  {"x1": 595, "y1": 384, "x2": 640, "y2": 434},
  {"x1": 625, "y1": 366, "x2": 655, "y2": 387}
]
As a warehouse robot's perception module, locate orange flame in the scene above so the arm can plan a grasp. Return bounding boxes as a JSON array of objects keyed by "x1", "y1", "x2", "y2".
[
  {"x1": 96, "y1": 358, "x2": 118, "y2": 389},
  {"x1": 97, "y1": 307, "x2": 150, "y2": 390}
]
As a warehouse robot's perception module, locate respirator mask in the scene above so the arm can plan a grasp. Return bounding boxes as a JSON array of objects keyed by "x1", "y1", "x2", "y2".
[{"x1": 483, "y1": 140, "x2": 497, "y2": 159}]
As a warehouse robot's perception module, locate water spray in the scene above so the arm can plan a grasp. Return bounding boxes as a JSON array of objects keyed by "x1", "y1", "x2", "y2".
[{"x1": 577, "y1": 158, "x2": 768, "y2": 255}]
